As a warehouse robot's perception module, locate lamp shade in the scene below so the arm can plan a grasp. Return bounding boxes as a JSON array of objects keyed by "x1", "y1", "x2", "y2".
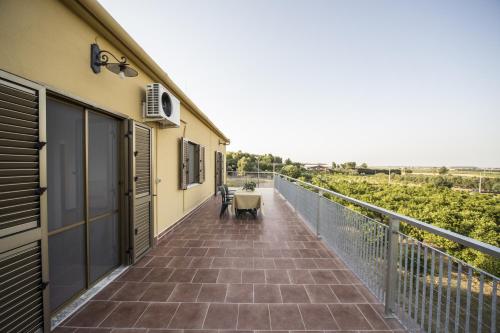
[{"x1": 105, "y1": 63, "x2": 138, "y2": 77}]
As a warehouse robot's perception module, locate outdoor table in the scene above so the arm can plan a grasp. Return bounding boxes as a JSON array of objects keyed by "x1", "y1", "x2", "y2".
[{"x1": 233, "y1": 189, "x2": 263, "y2": 217}]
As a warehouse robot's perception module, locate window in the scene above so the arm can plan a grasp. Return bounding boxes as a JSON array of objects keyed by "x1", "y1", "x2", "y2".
[
  {"x1": 180, "y1": 138, "x2": 205, "y2": 189},
  {"x1": 188, "y1": 142, "x2": 199, "y2": 184}
]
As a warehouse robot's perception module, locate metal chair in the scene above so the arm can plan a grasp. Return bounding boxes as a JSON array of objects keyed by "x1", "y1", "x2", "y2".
[
  {"x1": 219, "y1": 185, "x2": 233, "y2": 217},
  {"x1": 224, "y1": 184, "x2": 235, "y2": 197}
]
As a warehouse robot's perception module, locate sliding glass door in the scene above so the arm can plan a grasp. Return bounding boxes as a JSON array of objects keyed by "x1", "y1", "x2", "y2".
[{"x1": 47, "y1": 98, "x2": 121, "y2": 312}]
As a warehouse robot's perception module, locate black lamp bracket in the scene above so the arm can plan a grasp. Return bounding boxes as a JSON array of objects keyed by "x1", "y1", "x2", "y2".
[{"x1": 91, "y1": 43, "x2": 128, "y2": 73}]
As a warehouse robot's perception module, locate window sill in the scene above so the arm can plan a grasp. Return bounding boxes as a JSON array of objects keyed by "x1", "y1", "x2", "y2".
[{"x1": 186, "y1": 183, "x2": 202, "y2": 189}]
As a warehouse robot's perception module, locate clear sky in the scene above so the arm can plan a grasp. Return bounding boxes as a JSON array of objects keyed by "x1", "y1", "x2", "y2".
[{"x1": 99, "y1": 0, "x2": 500, "y2": 167}]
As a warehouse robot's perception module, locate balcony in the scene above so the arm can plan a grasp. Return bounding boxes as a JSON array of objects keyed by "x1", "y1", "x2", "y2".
[{"x1": 53, "y1": 175, "x2": 499, "y2": 333}]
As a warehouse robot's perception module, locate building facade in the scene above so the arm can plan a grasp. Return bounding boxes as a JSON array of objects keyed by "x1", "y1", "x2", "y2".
[{"x1": 0, "y1": 0, "x2": 229, "y2": 331}]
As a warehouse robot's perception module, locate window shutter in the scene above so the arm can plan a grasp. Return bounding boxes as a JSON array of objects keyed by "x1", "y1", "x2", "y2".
[
  {"x1": 214, "y1": 151, "x2": 220, "y2": 192},
  {"x1": 1, "y1": 241, "x2": 45, "y2": 332},
  {"x1": 134, "y1": 125, "x2": 151, "y2": 196},
  {"x1": 214, "y1": 151, "x2": 224, "y2": 193},
  {"x1": 221, "y1": 153, "x2": 224, "y2": 183},
  {"x1": 131, "y1": 122, "x2": 153, "y2": 262},
  {"x1": 0, "y1": 80, "x2": 42, "y2": 236},
  {"x1": 180, "y1": 138, "x2": 189, "y2": 189},
  {"x1": 199, "y1": 145, "x2": 205, "y2": 183},
  {"x1": 0, "y1": 72, "x2": 49, "y2": 332}
]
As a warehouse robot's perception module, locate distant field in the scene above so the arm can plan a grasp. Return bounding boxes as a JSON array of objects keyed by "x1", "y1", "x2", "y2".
[
  {"x1": 372, "y1": 167, "x2": 500, "y2": 178},
  {"x1": 409, "y1": 170, "x2": 500, "y2": 178}
]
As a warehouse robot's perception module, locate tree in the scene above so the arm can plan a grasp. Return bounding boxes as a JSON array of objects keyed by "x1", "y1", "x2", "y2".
[
  {"x1": 227, "y1": 151, "x2": 287, "y2": 173},
  {"x1": 237, "y1": 156, "x2": 252, "y2": 175},
  {"x1": 360, "y1": 163, "x2": 368, "y2": 168},
  {"x1": 259, "y1": 154, "x2": 275, "y2": 171},
  {"x1": 225, "y1": 152, "x2": 239, "y2": 171},
  {"x1": 433, "y1": 176, "x2": 453, "y2": 188},
  {"x1": 281, "y1": 165, "x2": 302, "y2": 178},
  {"x1": 285, "y1": 158, "x2": 292, "y2": 165},
  {"x1": 331, "y1": 162, "x2": 337, "y2": 169},
  {"x1": 438, "y1": 166, "x2": 448, "y2": 175},
  {"x1": 341, "y1": 162, "x2": 356, "y2": 169}
]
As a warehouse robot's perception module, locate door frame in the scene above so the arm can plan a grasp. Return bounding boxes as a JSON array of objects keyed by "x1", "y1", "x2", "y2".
[
  {"x1": 44, "y1": 97, "x2": 127, "y2": 315},
  {"x1": 46, "y1": 90, "x2": 132, "y2": 272}
]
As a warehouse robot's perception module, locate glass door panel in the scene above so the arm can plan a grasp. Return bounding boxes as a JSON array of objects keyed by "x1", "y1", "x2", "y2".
[
  {"x1": 47, "y1": 99, "x2": 86, "y2": 311},
  {"x1": 89, "y1": 213, "x2": 119, "y2": 282},
  {"x1": 47, "y1": 99, "x2": 84, "y2": 232},
  {"x1": 48, "y1": 224, "x2": 86, "y2": 311},
  {"x1": 88, "y1": 112, "x2": 120, "y2": 283},
  {"x1": 88, "y1": 112, "x2": 119, "y2": 218}
]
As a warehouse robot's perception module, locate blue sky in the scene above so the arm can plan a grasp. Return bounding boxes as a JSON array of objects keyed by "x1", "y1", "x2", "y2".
[{"x1": 99, "y1": 0, "x2": 500, "y2": 167}]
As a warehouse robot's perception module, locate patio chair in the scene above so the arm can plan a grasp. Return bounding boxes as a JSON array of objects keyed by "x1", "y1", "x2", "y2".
[
  {"x1": 219, "y1": 185, "x2": 233, "y2": 217},
  {"x1": 223, "y1": 184, "x2": 236, "y2": 197}
]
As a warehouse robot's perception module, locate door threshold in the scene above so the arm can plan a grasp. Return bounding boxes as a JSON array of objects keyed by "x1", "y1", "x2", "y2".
[{"x1": 51, "y1": 265, "x2": 128, "y2": 330}]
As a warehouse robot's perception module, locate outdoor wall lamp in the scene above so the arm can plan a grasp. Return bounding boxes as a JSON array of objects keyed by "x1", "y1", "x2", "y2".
[{"x1": 90, "y1": 43, "x2": 138, "y2": 79}]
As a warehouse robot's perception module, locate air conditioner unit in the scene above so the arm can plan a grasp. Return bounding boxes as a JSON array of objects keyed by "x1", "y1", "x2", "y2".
[{"x1": 144, "y1": 83, "x2": 180, "y2": 128}]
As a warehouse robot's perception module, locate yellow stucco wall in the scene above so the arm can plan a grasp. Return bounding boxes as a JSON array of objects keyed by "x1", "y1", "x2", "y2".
[{"x1": 0, "y1": 0, "x2": 226, "y2": 236}]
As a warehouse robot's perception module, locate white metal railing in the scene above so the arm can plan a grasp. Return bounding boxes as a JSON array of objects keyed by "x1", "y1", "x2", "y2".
[{"x1": 273, "y1": 173, "x2": 499, "y2": 333}]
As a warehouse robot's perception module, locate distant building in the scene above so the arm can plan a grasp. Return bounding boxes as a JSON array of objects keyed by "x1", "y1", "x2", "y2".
[{"x1": 304, "y1": 164, "x2": 332, "y2": 172}]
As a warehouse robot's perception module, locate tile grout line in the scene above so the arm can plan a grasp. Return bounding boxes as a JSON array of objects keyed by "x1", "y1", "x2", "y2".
[
  {"x1": 105, "y1": 281, "x2": 127, "y2": 301},
  {"x1": 267, "y1": 303, "x2": 273, "y2": 330},
  {"x1": 368, "y1": 302, "x2": 392, "y2": 330},
  {"x1": 235, "y1": 300, "x2": 240, "y2": 330},
  {"x1": 199, "y1": 300, "x2": 211, "y2": 330},
  {"x1": 327, "y1": 284, "x2": 341, "y2": 303},
  {"x1": 295, "y1": 302, "x2": 307, "y2": 330},
  {"x1": 223, "y1": 282, "x2": 229, "y2": 303},
  {"x1": 353, "y1": 283, "x2": 371, "y2": 303},
  {"x1": 130, "y1": 301, "x2": 151, "y2": 328},
  {"x1": 165, "y1": 302, "x2": 181, "y2": 329},
  {"x1": 94, "y1": 301, "x2": 121, "y2": 328},
  {"x1": 195, "y1": 282, "x2": 205, "y2": 302},
  {"x1": 355, "y1": 303, "x2": 376, "y2": 330},
  {"x1": 325, "y1": 300, "x2": 341, "y2": 330}
]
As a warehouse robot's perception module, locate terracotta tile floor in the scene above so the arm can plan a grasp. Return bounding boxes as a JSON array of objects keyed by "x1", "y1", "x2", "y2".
[{"x1": 55, "y1": 189, "x2": 405, "y2": 333}]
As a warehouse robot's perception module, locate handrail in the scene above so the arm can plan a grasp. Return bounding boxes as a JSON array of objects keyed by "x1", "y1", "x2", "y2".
[
  {"x1": 226, "y1": 171, "x2": 274, "y2": 174},
  {"x1": 274, "y1": 173, "x2": 500, "y2": 259}
]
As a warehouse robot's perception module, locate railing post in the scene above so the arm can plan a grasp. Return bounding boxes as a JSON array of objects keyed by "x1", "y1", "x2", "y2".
[
  {"x1": 385, "y1": 218, "x2": 400, "y2": 317},
  {"x1": 316, "y1": 190, "x2": 323, "y2": 239}
]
